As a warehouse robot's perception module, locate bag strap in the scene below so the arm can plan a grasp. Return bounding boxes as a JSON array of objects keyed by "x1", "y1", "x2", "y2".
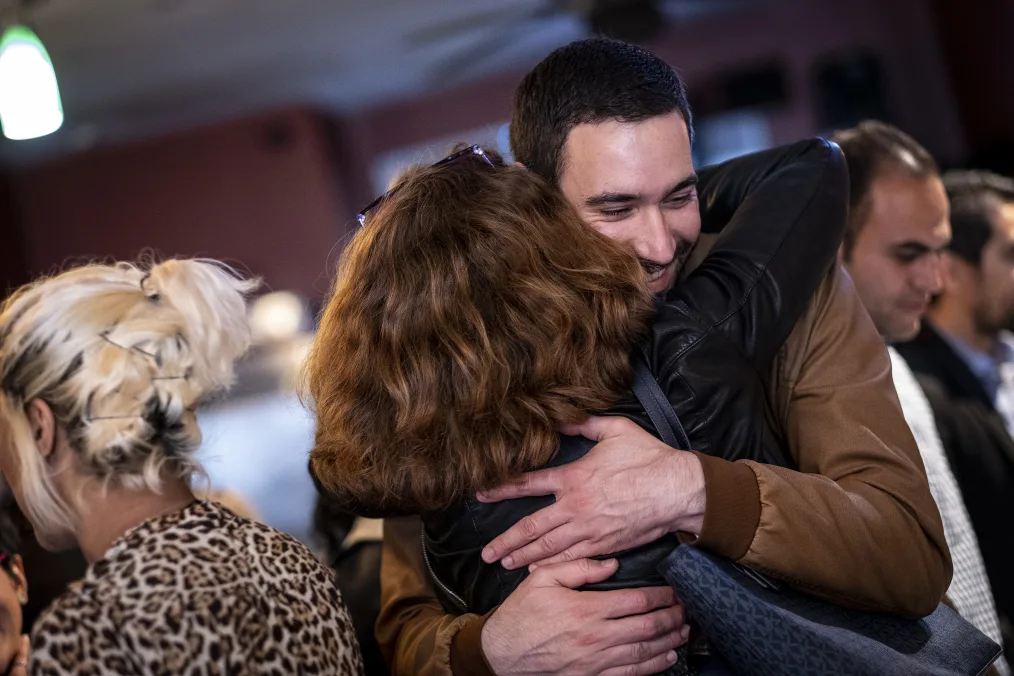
[
  {"x1": 632, "y1": 352, "x2": 786, "y2": 594},
  {"x1": 630, "y1": 352, "x2": 692, "y2": 450}
]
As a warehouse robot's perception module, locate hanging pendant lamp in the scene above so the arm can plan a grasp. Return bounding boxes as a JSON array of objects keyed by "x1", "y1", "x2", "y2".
[{"x1": 0, "y1": 23, "x2": 63, "y2": 140}]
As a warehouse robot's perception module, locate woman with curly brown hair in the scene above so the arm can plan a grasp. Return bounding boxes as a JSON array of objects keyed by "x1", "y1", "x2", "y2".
[{"x1": 307, "y1": 139, "x2": 847, "y2": 670}]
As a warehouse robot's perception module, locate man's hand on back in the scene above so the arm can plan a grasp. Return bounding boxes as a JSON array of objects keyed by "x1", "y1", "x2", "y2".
[
  {"x1": 477, "y1": 416, "x2": 706, "y2": 570},
  {"x1": 481, "y1": 558, "x2": 689, "y2": 676}
]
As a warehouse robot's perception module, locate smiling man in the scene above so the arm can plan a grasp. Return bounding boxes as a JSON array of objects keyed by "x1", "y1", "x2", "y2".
[
  {"x1": 375, "y1": 39, "x2": 949, "y2": 676},
  {"x1": 558, "y1": 116, "x2": 700, "y2": 294}
]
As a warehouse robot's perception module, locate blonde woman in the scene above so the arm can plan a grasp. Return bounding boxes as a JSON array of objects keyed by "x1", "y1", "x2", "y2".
[{"x1": 0, "y1": 260, "x2": 362, "y2": 674}]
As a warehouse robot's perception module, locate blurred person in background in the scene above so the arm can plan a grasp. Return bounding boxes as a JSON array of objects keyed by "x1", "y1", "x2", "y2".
[
  {"x1": 835, "y1": 120, "x2": 1009, "y2": 674},
  {"x1": 0, "y1": 484, "x2": 85, "y2": 636},
  {"x1": 0, "y1": 259, "x2": 362, "y2": 674},
  {"x1": 311, "y1": 477, "x2": 387, "y2": 676},
  {"x1": 0, "y1": 513, "x2": 29, "y2": 676},
  {"x1": 197, "y1": 290, "x2": 320, "y2": 545},
  {"x1": 897, "y1": 170, "x2": 1014, "y2": 655},
  {"x1": 366, "y1": 37, "x2": 948, "y2": 676}
]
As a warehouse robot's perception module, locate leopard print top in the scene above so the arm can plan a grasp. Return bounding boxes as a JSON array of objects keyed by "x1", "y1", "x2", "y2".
[{"x1": 30, "y1": 501, "x2": 363, "y2": 675}]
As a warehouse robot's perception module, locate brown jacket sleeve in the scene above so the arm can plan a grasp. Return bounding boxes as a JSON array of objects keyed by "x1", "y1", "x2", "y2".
[
  {"x1": 376, "y1": 516, "x2": 496, "y2": 676},
  {"x1": 693, "y1": 264, "x2": 952, "y2": 616}
]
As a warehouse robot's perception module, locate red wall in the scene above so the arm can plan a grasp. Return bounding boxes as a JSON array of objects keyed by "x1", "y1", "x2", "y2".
[{"x1": 11, "y1": 108, "x2": 350, "y2": 298}]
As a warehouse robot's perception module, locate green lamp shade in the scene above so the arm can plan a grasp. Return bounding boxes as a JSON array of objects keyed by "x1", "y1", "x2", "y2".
[{"x1": 0, "y1": 25, "x2": 63, "y2": 140}]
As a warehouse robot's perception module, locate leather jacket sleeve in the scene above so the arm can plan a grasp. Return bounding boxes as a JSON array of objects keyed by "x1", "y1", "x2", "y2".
[{"x1": 672, "y1": 137, "x2": 848, "y2": 369}]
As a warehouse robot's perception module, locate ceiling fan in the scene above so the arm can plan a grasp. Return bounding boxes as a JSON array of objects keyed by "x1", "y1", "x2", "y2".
[{"x1": 407, "y1": 0, "x2": 752, "y2": 84}]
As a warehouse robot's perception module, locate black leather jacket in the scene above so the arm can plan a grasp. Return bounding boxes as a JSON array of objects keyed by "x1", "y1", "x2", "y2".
[{"x1": 422, "y1": 139, "x2": 849, "y2": 615}]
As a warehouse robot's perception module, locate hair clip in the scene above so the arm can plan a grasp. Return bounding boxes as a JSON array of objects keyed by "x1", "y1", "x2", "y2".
[
  {"x1": 84, "y1": 405, "x2": 197, "y2": 424},
  {"x1": 100, "y1": 332, "x2": 157, "y2": 360}
]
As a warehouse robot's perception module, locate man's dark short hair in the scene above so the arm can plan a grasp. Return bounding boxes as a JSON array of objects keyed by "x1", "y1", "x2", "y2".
[
  {"x1": 509, "y1": 37, "x2": 693, "y2": 185},
  {"x1": 831, "y1": 120, "x2": 938, "y2": 257},
  {"x1": 943, "y1": 170, "x2": 1014, "y2": 267}
]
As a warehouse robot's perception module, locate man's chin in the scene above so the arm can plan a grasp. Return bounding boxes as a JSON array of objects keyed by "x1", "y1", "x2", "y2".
[{"x1": 889, "y1": 315, "x2": 924, "y2": 344}]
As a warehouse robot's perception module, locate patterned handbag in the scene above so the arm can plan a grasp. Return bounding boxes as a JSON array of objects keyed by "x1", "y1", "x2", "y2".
[{"x1": 629, "y1": 356, "x2": 1003, "y2": 676}]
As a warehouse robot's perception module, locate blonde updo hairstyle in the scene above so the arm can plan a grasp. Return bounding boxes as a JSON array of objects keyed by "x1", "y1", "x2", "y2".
[{"x1": 0, "y1": 259, "x2": 257, "y2": 541}]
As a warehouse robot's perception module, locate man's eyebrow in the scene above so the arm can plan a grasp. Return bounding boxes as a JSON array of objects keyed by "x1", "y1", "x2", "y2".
[
  {"x1": 892, "y1": 240, "x2": 949, "y2": 255},
  {"x1": 664, "y1": 174, "x2": 699, "y2": 198},
  {"x1": 893, "y1": 242, "x2": 932, "y2": 253},
  {"x1": 584, "y1": 192, "x2": 640, "y2": 208},
  {"x1": 584, "y1": 174, "x2": 699, "y2": 208}
]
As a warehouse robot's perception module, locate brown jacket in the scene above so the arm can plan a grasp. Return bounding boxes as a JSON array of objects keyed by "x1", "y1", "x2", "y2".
[{"x1": 375, "y1": 255, "x2": 952, "y2": 676}]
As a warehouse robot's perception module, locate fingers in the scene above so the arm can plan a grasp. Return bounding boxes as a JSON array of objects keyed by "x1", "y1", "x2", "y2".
[
  {"x1": 596, "y1": 606, "x2": 691, "y2": 676},
  {"x1": 597, "y1": 647, "x2": 681, "y2": 676},
  {"x1": 558, "y1": 415, "x2": 628, "y2": 442},
  {"x1": 557, "y1": 421, "x2": 585, "y2": 437},
  {"x1": 528, "y1": 557, "x2": 618, "y2": 589},
  {"x1": 596, "y1": 585, "x2": 678, "y2": 619},
  {"x1": 610, "y1": 604, "x2": 688, "y2": 643},
  {"x1": 526, "y1": 540, "x2": 599, "y2": 569},
  {"x1": 481, "y1": 505, "x2": 568, "y2": 563},
  {"x1": 558, "y1": 415, "x2": 608, "y2": 440},
  {"x1": 500, "y1": 524, "x2": 585, "y2": 569},
  {"x1": 476, "y1": 468, "x2": 560, "y2": 503}
]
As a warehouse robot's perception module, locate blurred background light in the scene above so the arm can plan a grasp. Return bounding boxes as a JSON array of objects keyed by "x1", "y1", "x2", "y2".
[
  {"x1": 0, "y1": 24, "x2": 63, "y2": 140},
  {"x1": 250, "y1": 290, "x2": 306, "y2": 344}
]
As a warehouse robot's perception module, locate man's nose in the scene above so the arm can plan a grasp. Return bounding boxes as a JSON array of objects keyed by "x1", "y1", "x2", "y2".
[
  {"x1": 632, "y1": 208, "x2": 677, "y2": 264},
  {"x1": 915, "y1": 254, "x2": 946, "y2": 295}
]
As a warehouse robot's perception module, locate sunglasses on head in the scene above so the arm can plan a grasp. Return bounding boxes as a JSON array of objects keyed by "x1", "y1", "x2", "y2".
[{"x1": 356, "y1": 144, "x2": 495, "y2": 226}]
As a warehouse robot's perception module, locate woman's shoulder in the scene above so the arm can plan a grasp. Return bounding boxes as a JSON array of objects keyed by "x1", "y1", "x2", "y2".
[
  {"x1": 79, "y1": 500, "x2": 333, "y2": 606},
  {"x1": 121, "y1": 500, "x2": 332, "y2": 578}
]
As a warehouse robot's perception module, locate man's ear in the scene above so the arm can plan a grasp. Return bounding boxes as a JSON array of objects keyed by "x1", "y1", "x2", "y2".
[
  {"x1": 25, "y1": 399, "x2": 56, "y2": 460},
  {"x1": 514, "y1": 161, "x2": 525, "y2": 169}
]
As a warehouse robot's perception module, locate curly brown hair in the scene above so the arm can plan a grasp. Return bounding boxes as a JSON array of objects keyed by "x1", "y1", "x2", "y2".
[{"x1": 306, "y1": 151, "x2": 654, "y2": 512}]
